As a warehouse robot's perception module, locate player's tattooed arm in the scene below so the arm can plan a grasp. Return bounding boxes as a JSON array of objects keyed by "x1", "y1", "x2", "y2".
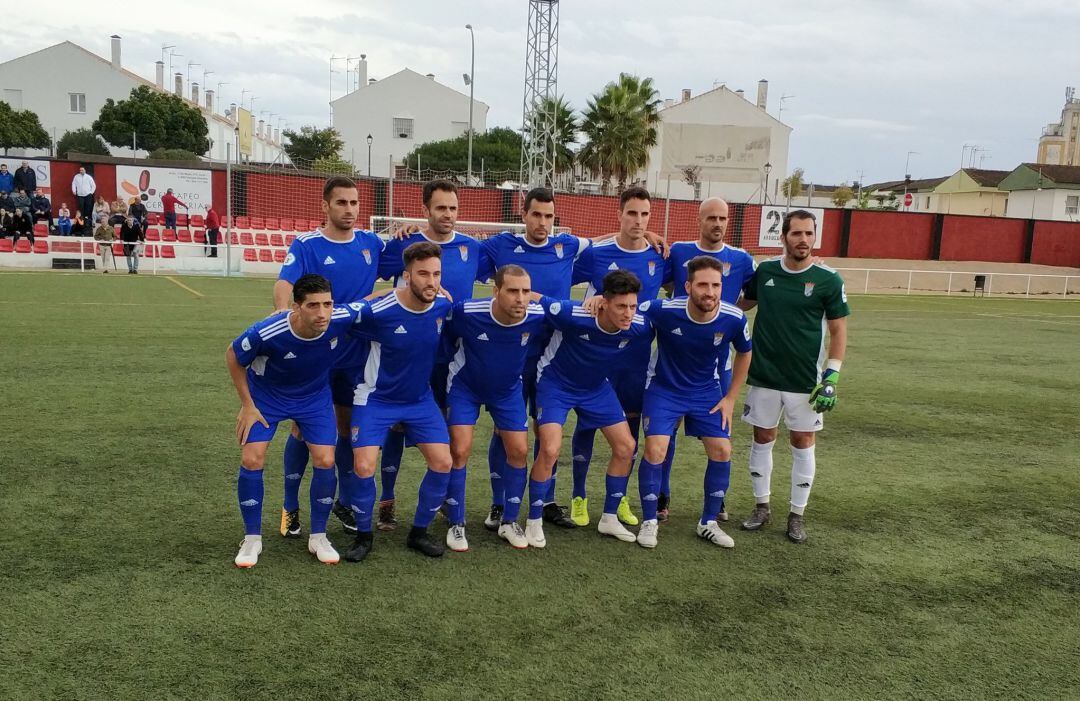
[{"x1": 390, "y1": 221, "x2": 423, "y2": 239}]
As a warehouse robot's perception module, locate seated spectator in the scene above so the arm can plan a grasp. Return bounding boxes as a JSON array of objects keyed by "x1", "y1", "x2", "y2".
[
  {"x1": 109, "y1": 198, "x2": 127, "y2": 225},
  {"x1": 0, "y1": 190, "x2": 15, "y2": 214},
  {"x1": 0, "y1": 207, "x2": 11, "y2": 235},
  {"x1": 161, "y1": 188, "x2": 188, "y2": 232},
  {"x1": 93, "y1": 195, "x2": 111, "y2": 224},
  {"x1": 14, "y1": 161, "x2": 37, "y2": 195},
  {"x1": 72, "y1": 209, "x2": 88, "y2": 236},
  {"x1": 8, "y1": 207, "x2": 34, "y2": 247},
  {"x1": 93, "y1": 214, "x2": 116, "y2": 273},
  {"x1": 0, "y1": 164, "x2": 12, "y2": 194},
  {"x1": 128, "y1": 199, "x2": 148, "y2": 229},
  {"x1": 119, "y1": 214, "x2": 145, "y2": 274},
  {"x1": 57, "y1": 203, "x2": 73, "y2": 236},
  {"x1": 11, "y1": 188, "x2": 31, "y2": 215},
  {"x1": 30, "y1": 189, "x2": 53, "y2": 231}
]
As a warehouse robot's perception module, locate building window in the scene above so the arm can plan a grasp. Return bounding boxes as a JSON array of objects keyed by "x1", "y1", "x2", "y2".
[
  {"x1": 69, "y1": 93, "x2": 86, "y2": 113},
  {"x1": 393, "y1": 117, "x2": 414, "y2": 139},
  {"x1": 1067, "y1": 195, "x2": 1079, "y2": 216}
]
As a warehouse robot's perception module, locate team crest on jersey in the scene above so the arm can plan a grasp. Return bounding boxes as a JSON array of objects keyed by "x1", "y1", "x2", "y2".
[
  {"x1": 362, "y1": 249, "x2": 371, "y2": 265},
  {"x1": 330, "y1": 337, "x2": 338, "y2": 349},
  {"x1": 459, "y1": 245, "x2": 469, "y2": 261},
  {"x1": 722, "y1": 262, "x2": 731, "y2": 277},
  {"x1": 241, "y1": 337, "x2": 251, "y2": 351},
  {"x1": 804, "y1": 282, "x2": 815, "y2": 297},
  {"x1": 554, "y1": 243, "x2": 564, "y2": 259},
  {"x1": 520, "y1": 332, "x2": 530, "y2": 346},
  {"x1": 648, "y1": 261, "x2": 657, "y2": 276},
  {"x1": 714, "y1": 332, "x2": 724, "y2": 346}
]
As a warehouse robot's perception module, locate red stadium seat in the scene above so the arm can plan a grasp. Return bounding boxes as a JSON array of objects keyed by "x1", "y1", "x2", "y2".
[
  {"x1": 194, "y1": 230, "x2": 206, "y2": 244},
  {"x1": 147, "y1": 212, "x2": 161, "y2": 225},
  {"x1": 33, "y1": 240, "x2": 49, "y2": 253},
  {"x1": 265, "y1": 217, "x2": 280, "y2": 230},
  {"x1": 51, "y1": 240, "x2": 79, "y2": 253},
  {"x1": 258, "y1": 248, "x2": 273, "y2": 262},
  {"x1": 82, "y1": 241, "x2": 97, "y2": 254},
  {"x1": 269, "y1": 233, "x2": 284, "y2": 247},
  {"x1": 273, "y1": 249, "x2": 286, "y2": 263},
  {"x1": 284, "y1": 234, "x2": 297, "y2": 246},
  {"x1": 229, "y1": 232, "x2": 239, "y2": 245},
  {"x1": 146, "y1": 228, "x2": 160, "y2": 241},
  {"x1": 251, "y1": 216, "x2": 265, "y2": 229},
  {"x1": 191, "y1": 215, "x2": 205, "y2": 227},
  {"x1": 144, "y1": 245, "x2": 158, "y2": 258},
  {"x1": 178, "y1": 230, "x2": 192, "y2": 243},
  {"x1": 162, "y1": 230, "x2": 177, "y2": 242},
  {"x1": 254, "y1": 233, "x2": 269, "y2": 246},
  {"x1": 14, "y1": 240, "x2": 31, "y2": 253},
  {"x1": 176, "y1": 213, "x2": 188, "y2": 226},
  {"x1": 236, "y1": 216, "x2": 250, "y2": 229},
  {"x1": 242, "y1": 248, "x2": 257, "y2": 262},
  {"x1": 240, "y1": 233, "x2": 254, "y2": 246},
  {"x1": 0, "y1": 239, "x2": 12, "y2": 252},
  {"x1": 161, "y1": 246, "x2": 176, "y2": 259},
  {"x1": 113, "y1": 243, "x2": 124, "y2": 256},
  {"x1": 279, "y1": 218, "x2": 294, "y2": 231},
  {"x1": 33, "y1": 222, "x2": 47, "y2": 234}
]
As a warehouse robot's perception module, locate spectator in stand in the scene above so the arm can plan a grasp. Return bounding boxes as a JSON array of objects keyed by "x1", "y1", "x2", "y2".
[
  {"x1": 0, "y1": 206, "x2": 11, "y2": 235},
  {"x1": 0, "y1": 163, "x2": 13, "y2": 194},
  {"x1": 93, "y1": 214, "x2": 116, "y2": 273},
  {"x1": 161, "y1": 188, "x2": 188, "y2": 234},
  {"x1": 71, "y1": 166, "x2": 97, "y2": 230},
  {"x1": 94, "y1": 195, "x2": 111, "y2": 223},
  {"x1": 109, "y1": 198, "x2": 126, "y2": 225},
  {"x1": 8, "y1": 207, "x2": 34, "y2": 247},
  {"x1": 31, "y1": 189, "x2": 53, "y2": 231},
  {"x1": 57, "y1": 203, "x2": 73, "y2": 235},
  {"x1": 204, "y1": 204, "x2": 221, "y2": 257},
  {"x1": 13, "y1": 161, "x2": 36, "y2": 195},
  {"x1": 11, "y1": 187, "x2": 31, "y2": 214},
  {"x1": 72, "y1": 209, "x2": 87, "y2": 236},
  {"x1": 0, "y1": 190, "x2": 13, "y2": 215},
  {"x1": 128, "y1": 199, "x2": 148, "y2": 230},
  {"x1": 120, "y1": 213, "x2": 145, "y2": 274}
]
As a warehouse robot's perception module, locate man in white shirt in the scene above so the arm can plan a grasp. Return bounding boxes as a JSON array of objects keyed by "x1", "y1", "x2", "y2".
[{"x1": 71, "y1": 167, "x2": 97, "y2": 232}]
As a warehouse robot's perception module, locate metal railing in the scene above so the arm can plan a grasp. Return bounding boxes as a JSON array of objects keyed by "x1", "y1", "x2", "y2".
[{"x1": 835, "y1": 267, "x2": 1080, "y2": 298}]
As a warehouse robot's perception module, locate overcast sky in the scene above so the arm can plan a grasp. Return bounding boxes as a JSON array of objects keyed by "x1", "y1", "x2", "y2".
[{"x1": 5, "y1": 0, "x2": 1079, "y2": 184}]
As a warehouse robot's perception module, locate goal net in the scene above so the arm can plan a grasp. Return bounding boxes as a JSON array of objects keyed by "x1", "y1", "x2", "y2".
[{"x1": 369, "y1": 215, "x2": 571, "y2": 240}]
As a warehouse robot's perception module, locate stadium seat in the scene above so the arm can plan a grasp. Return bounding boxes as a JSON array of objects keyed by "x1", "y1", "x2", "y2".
[
  {"x1": 0, "y1": 239, "x2": 11, "y2": 252},
  {"x1": 51, "y1": 240, "x2": 79, "y2": 253},
  {"x1": 147, "y1": 213, "x2": 161, "y2": 225},
  {"x1": 33, "y1": 223, "x2": 48, "y2": 235},
  {"x1": 242, "y1": 248, "x2": 257, "y2": 262},
  {"x1": 258, "y1": 248, "x2": 273, "y2": 263},
  {"x1": 229, "y1": 232, "x2": 239, "y2": 245},
  {"x1": 161, "y1": 246, "x2": 176, "y2": 259},
  {"x1": 269, "y1": 233, "x2": 284, "y2": 247},
  {"x1": 265, "y1": 217, "x2": 280, "y2": 230},
  {"x1": 191, "y1": 215, "x2": 205, "y2": 227},
  {"x1": 82, "y1": 242, "x2": 97, "y2": 254},
  {"x1": 176, "y1": 214, "x2": 188, "y2": 226},
  {"x1": 284, "y1": 234, "x2": 297, "y2": 246},
  {"x1": 194, "y1": 230, "x2": 206, "y2": 244},
  {"x1": 14, "y1": 240, "x2": 31, "y2": 253},
  {"x1": 236, "y1": 216, "x2": 250, "y2": 229},
  {"x1": 178, "y1": 230, "x2": 192, "y2": 243},
  {"x1": 162, "y1": 230, "x2": 178, "y2": 243},
  {"x1": 273, "y1": 249, "x2": 286, "y2": 263},
  {"x1": 240, "y1": 233, "x2": 254, "y2": 246},
  {"x1": 144, "y1": 245, "x2": 158, "y2": 258},
  {"x1": 146, "y1": 229, "x2": 160, "y2": 241},
  {"x1": 112, "y1": 243, "x2": 124, "y2": 256},
  {"x1": 279, "y1": 218, "x2": 294, "y2": 231},
  {"x1": 254, "y1": 233, "x2": 270, "y2": 246},
  {"x1": 251, "y1": 216, "x2": 265, "y2": 229},
  {"x1": 33, "y1": 240, "x2": 49, "y2": 253}
]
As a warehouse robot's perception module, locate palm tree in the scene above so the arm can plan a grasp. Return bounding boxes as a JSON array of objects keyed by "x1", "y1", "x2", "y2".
[
  {"x1": 579, "y1": 74, "x2": 661, "y2": 193},
  {"x1": 525, "y1": 95, "x2": 578, "y2": 177}
]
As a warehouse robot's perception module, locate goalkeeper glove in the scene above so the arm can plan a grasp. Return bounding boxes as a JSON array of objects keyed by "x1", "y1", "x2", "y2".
[{"x1": 809, "y1": 368, "x2": 839, "y2": 413}]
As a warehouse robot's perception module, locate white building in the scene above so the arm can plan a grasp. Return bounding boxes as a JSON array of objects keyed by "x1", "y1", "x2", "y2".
[
  {"x1": 0, "y1": 37, "x2": 284, "y2": 163},
  {"x1": 640, "y1": 80, "x2": 791, "y2": 203},
  {"x1": 1001, "y1": 163, "x2": 1080, "y2": 221},
  {"x1": 331, "y1": 62, "x2": 489, "y2": 178}
]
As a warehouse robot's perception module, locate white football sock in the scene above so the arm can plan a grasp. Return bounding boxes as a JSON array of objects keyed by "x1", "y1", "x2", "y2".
[
  {"x1": 789, "y1": 445, "x2": 816, "y2": 515},
  {"x1": 748, "y1": 440, "x2": 775, "y2": 502}
]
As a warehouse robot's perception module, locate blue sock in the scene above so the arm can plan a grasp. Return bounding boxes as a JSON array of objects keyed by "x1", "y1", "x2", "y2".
[
  {"x1": 638, "y1": 458, "x2": 662, "y2": 521},
  {"x1": 488, "y1": 438, "x2": 506, "y2": 507},
  {"x1": 282, "y1": 434, "x2": 308, "y2": 512},
  {"x1": 503, "y1": 464, "x2": 528, "y2": 522},
  {"x1": 309, "y1": 466, "x2": 337, "y2": 534},
  {"x1": 447, "y1": 466, "x2": 467, "y2": 525},
  {"x1": 528, "y1": 479, "x2": 548, "y2": 520},
  {"x1": 571, "y1": 427, "x2": 595, "y2": 499},
  {"x1": 702, "y1": 459, "x2": 731, "y2": 525},
  {"x1": 334, "y1": 436, "x2": 353, "y2": 508},
  {"x1": 414, "y1": 469, "x2": 451, "y2": 529},
  {"x1": 380, "y1": 430, "x2": 405, "y2": 501},
  {"x1": 626, "y1": 415, "x2": 641, "y2": 477},
  {"x1": 237, "y1": 467, "x2": 264, "y2": 536},
  {"x1": 604, "y1": 474, "x2": 630, "y2": 515},
  {"x1": 350, "y1": 473, "x2": 377, "y2": 533},
  {"x1": 660, "y1": 434, "x2": 677, "y2": 496}
]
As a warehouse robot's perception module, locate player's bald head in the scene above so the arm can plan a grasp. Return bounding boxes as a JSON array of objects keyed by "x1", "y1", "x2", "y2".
[
  {"x1": 698, "y1": 198, "x2": 730, "y2": 246},
  {"x1": 699, "y1": 197, "x2": 729, "y2": 217}
]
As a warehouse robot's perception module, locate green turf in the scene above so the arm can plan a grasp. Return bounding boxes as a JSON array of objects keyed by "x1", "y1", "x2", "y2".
[{"x1": 1, "y1": 271, "x2": 1079, "y2": 700}]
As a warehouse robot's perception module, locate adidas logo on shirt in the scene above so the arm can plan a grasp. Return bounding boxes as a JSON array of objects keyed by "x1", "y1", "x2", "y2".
[
  {"x1": 394, "y1": 325, "x2": 407, "y2": 334},
  {"x1": 765, "y1": 278, "x2": 775, "y2": 286},
  {"x1": 607, "y1": 262, "x2": 619, "y2": 271},
  {"x1": 514, "y1": 245, "x2": 525, "y2": 253},
  {"x1": 477, "y1": 333, "x2": 490, "y2": 341},
  {"x1": 580, "y1": 333, "x2": 590, "y2": 340},
  {"x1": 323, "y1": 255, "x2": 336, "y2": 265},
  {"x1": 284, "y1": 352, "x2": 297, "y2": 359},
  {"x1": 672, "y1": 328, "x2": 683, "y2": 336}
]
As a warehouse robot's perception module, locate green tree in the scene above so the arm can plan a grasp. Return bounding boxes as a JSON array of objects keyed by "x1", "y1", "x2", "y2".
[
  {"x1": 831, "y1": 184, "x2": 854, "y2": 208},
  {"x1": 281, "y1": 125, "x2": 344, "y2": 164},
  {"x1": 56, "y1": 128, "x2": 110, "y2": 158},
  {"x1": 0, "y1": 102, "x2": 50, "y2": 153},
  {"x1": 579, "y1": 73, "x2": 661, "y2": 193},
  {"x1": 525, "y1": 95, "x2": 579, "y2": 175},
  {"x1": 781, "y1": 168, "x2": 805, "y2": 202},
  {"x1": 93, "y1": 86, "x2": 209, "y2": 154},
  {"x1": 403, "y1": 127, "x2": 522, "y2": 177},
  {"x1": 148, "y1": 148, "x2": 201, "y2": 161}
]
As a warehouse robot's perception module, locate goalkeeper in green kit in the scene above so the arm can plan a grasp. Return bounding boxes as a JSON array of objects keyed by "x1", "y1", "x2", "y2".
[{"x1": 739, "y1": 210, "x2": 849, "y2": 543}]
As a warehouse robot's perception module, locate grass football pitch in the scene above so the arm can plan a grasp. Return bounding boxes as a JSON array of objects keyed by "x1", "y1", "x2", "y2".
[{"x1": 2, "y1": 271, "x2": 1079, "y2": 700}]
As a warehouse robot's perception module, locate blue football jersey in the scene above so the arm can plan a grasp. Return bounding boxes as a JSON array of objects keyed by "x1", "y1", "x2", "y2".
[
  {"x1": 444, "y1": 298, "x2": 548, "y2": 398},
  {"x1": 278, "y1": 229, "x2": 385, "y2": 303},
  {"x1": 535, "y1": 296, "x2": 651, "y2": 392},
  {"x1": 640, "y1": 298, "x2": 752, "y2": 394},
  {"x1": 668, "y1": 241, "x2": 756, "y2": 304},
  {"x1": 477, "y1": 232, "x2": 587, "y2": 297},
  {"x1": 348, "y1": 292, "x2": 453, "y2": 405},
  {"x1": 231, "y1": 305, "x2": 361, "y2": 409},
  {"x1": 572, "y1": 238, "x2": 671, "y2": 300},
  {"x1": 379, "y1": 231, "x2": 483, "y2": 304}
]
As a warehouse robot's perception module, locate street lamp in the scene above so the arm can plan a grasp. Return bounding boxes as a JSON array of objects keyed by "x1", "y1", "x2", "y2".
[
  {"x1": 763, "y1": 162, "x2": 772, "y2": 205},
  {"x1": 465, "y1": 23, "x2": 475, "y2": 186},
  {"x1": 366, "y1": 134, "x2": 373, "y2": 176}
]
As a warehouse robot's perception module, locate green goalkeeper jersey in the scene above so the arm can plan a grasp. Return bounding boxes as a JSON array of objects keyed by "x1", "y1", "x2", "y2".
[{"x1": 745, "y1": 258, "x2": 850, "y2": 393}]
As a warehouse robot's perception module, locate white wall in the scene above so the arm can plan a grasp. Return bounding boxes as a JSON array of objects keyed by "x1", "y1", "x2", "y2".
[
  {"x1": 332, "y1": 69, "x2": 489, "y2": 178},
  {"x1": 1005, "y1": 189, "x2": 1080, "y2": 221}
]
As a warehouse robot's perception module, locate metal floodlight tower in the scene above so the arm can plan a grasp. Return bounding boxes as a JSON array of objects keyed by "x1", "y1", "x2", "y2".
[{"x1": 520, "y1": 0, "x2": 559, "y2": 188}]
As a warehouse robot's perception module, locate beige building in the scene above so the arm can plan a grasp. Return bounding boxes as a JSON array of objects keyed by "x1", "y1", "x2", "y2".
[
  {"x1": 930, "y1": 169, "x2": 1010, "y2": 216},
  {"x1": 1037, "y1": 87, "x2": 1080, "y2": 166}
]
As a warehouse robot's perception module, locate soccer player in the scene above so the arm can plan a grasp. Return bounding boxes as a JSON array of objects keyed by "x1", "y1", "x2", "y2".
[
  {"x1": 226, "y1": 274, "x2": 360, "y2": 568},
  {"x1": 374, "y1": 179, "x2": 482, "y2": 531},
  {"x1": 344, "y1": 242, "x2": 455, "y2": 561},
  {"x1": 739, "y1": 209, "x2": 849, "y2": 543},
  {"x1": 273, "y1": 176, "x2": 385, "y2": 541},
  {"x1": 527, "y1": 270, "x2": 650, "y2": 548},
  {"x1": 568, "y1": 186, "x2": 671, "y2": 528},
  {"x1": 659, "y1": 197, "x2": 756, "y2": 521},
  {"x1": 637, "y1": 256, "x2": 752, "y2": 549},
  {"x1": 443, "y1": 264, "x2": 548, "y2": 550}
]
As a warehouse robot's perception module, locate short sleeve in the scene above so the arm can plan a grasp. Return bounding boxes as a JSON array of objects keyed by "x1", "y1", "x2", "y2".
[
  {"x1": 476, "y1": 238, "x2": 496, "y2": 283},
  {"x1": 277, "y1": 241, "x2": 306, "y2": 283},
  {"x1": 573, "y1": 235, "x2": 590, "y2": 260},
  {"x1": 741, "y1": 255, "x2": 757, "y2": 297},
  {"x1": 824, "y1": 275, "x2": 850, "y2": 320},
  {"x1": 732, "y1": 315, "x2": 752, "y2": 353},
  {"x1": 378, "y1": 238, "x2": 405, "y2": 280},
  {"x1": 347, "y1": 301, "x2": 375, "y2": 339},
  {"x1": 743, "y1": 273, "x2": 759, "y2": 301},
  {"x1": 571, "y1": 246, "x2": 593, "y2": 285},
  {"x1": 231, "y1": 323, "x2": 263, "y2": 366}
]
